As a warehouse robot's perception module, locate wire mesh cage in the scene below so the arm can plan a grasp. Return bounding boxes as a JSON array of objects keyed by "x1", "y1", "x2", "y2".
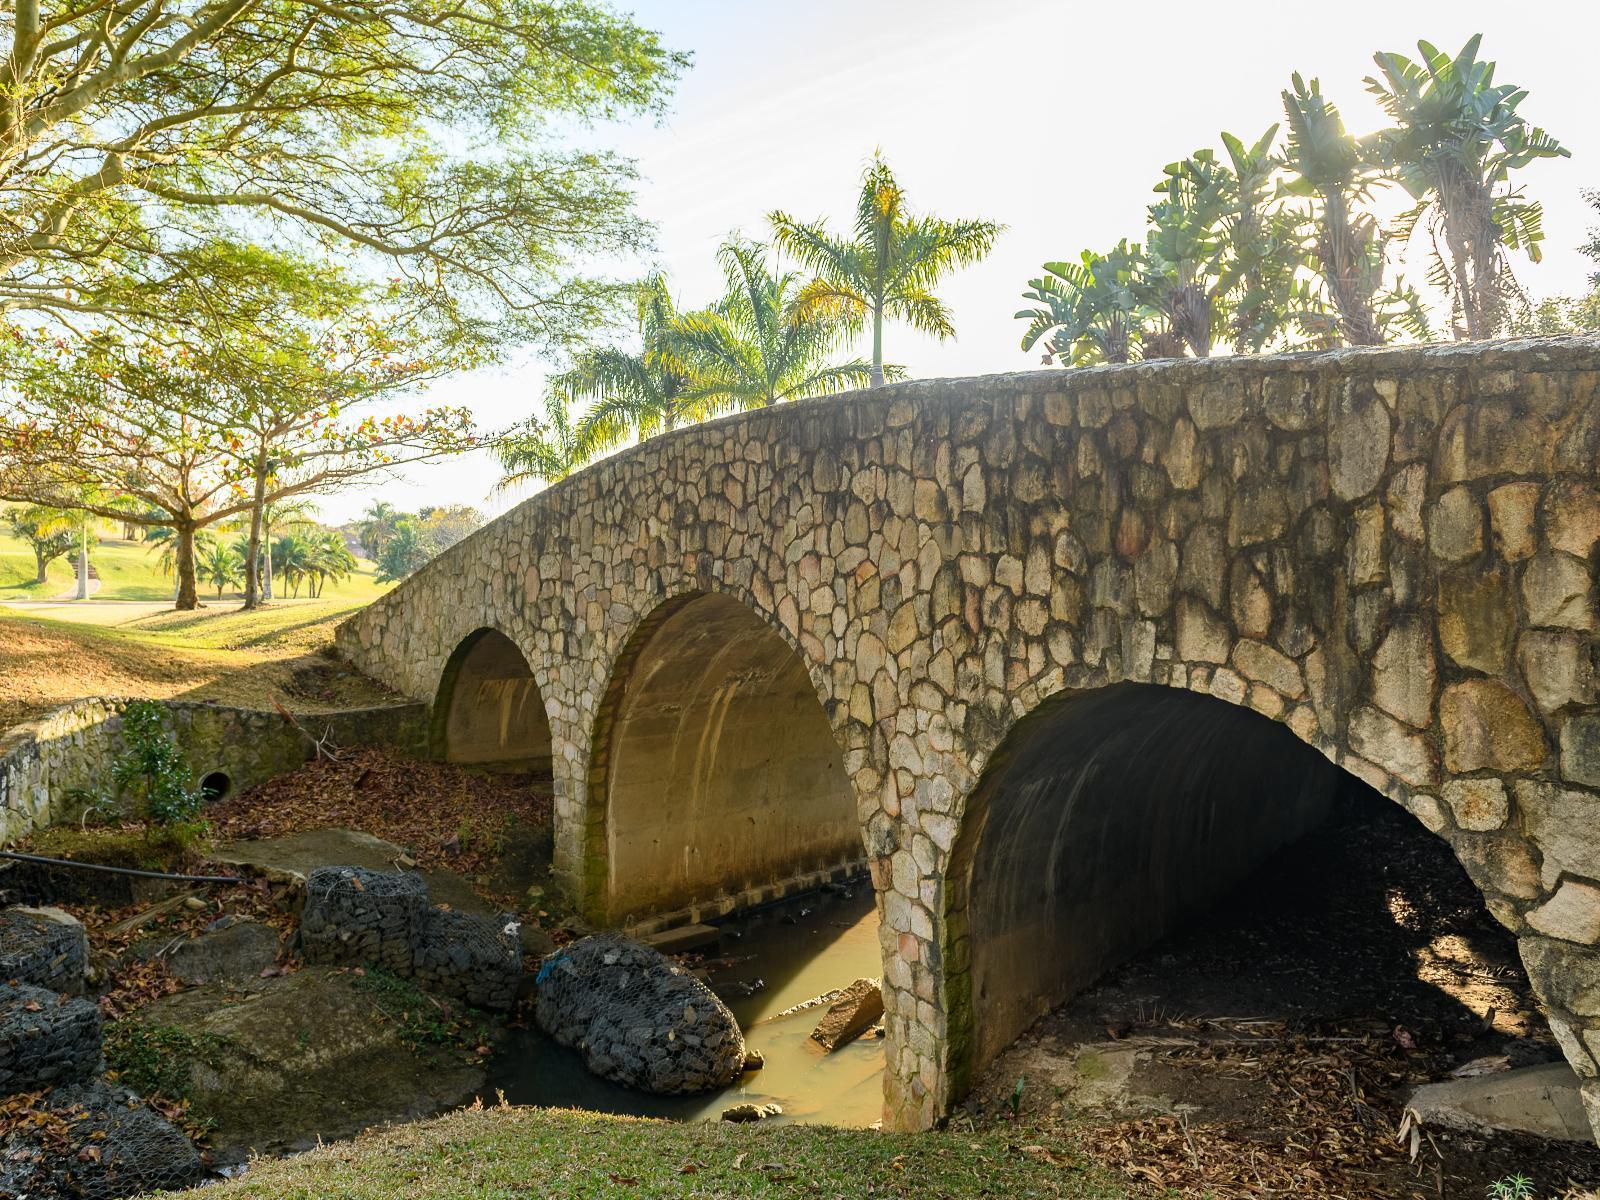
[
  {"x1": 0, "y1": 907, "x2": 89, "y2": 995},
  {"x1": 0, "y1": 983, "x2": 102, "y2": 1095},
  {"x1": 0, "y1": 1081, "x2": 204, "y2": 1200},
  {"x1": 300, "y1": 866, "x2": 430, "y2": 973},
  {"x1": 534, "y1": 933, "x2": 746, "y2": 1094},
  {"x1": 411, "y1": 907, "x2": 523, "y2": 1012}
]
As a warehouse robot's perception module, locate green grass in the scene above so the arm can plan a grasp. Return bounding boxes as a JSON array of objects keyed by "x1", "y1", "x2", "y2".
[
  {"x1": 0, "y1": 532, "x2": 391, "y2": 603},
  {"x1": 164, "y1": 1106, "x2": 1127, "y2": 1199}
]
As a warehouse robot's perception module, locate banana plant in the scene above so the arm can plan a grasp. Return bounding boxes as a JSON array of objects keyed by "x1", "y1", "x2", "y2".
[
  {"x1": 1018, "y1": 242, "x2": 1154, "y2": 366},
  {"x1": 1365, "y1": 35, "x2": 1569, "y2": 339}
]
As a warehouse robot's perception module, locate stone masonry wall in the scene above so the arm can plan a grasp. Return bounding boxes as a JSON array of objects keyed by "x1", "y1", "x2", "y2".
[
  {"x1": 336, "y1": 337, "x2": 1600, "y2": 1134},
  {"x1": 1, "y1": 698, "x2": 429, "y2": 845}
]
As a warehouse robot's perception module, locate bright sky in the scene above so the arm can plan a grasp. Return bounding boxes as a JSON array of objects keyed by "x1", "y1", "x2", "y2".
[{"x1": 320, "y1": 0, "x2": 1600, "y2": 524}]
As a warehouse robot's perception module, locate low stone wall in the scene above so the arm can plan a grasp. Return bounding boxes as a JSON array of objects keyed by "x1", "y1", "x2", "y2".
[{"x1": 0, "y1": 698, "x2": 429, "y2": 845}]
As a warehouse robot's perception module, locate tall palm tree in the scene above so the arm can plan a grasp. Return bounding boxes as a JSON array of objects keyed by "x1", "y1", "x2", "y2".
[
  {"x1": 305, "y1": 530, "x2": 357, "y2": 597},
  {"x1": 673, "y1": 239, "x2": 886, "y2": 411},
  {"x1": 1018, "y1": 242, "x2": 1152, "y2": 366},
  {"x1": 1365, "y1": 36, "x2": 1569, "y2": 339},
  {"x1": 357, "y1": 501, "x2": 400, "y2": 561},
  {"x1": 771, "y1": 154, "x2": 1002, "y2": 386},
  {"x1": 1279, "y1": 74, "x2": 1431, "y2": 347}
]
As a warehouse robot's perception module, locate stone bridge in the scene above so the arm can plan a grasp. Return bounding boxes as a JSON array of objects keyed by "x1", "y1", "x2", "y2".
[{"x1": 336, "y1": 337, "x2": 1600, "y2": 1134}]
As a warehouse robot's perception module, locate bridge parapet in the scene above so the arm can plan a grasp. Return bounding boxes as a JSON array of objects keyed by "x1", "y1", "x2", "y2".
[{"x1": 338, "y1": 337, "x2": 1600, "y2": 1133}]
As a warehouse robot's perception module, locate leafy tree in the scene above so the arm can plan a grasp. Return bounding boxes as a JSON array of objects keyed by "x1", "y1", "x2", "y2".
[
  {"x1": 1583, "y1": 188, "x2": 1600, "y2": 286},
  {"x1": 1279, "y1": 74, "x2": 1431, "y2": 346},
  {"x1": 197, "y1": 543, "x2": 244, "y2": 599},
  {"x1": 375, "y1": 520, "x2": 437, "y2": 584},
  {"x1": 3, "y1": 504, "x2": 78, "y2": 584},
  {"x1": 0, "y1": 316, "x2": 476, "y2": 610},
  {"x1": 0, "y1": 2, "x2": 686, "y2": 344},
  {"x1": 1018, "y1": 242, "x2": 1152, "y2": 366},
  {"x1": 672, "y1": 239, "x2": 889, "y2": 410},
  {"x1": 771, "y1": 154, "x2": 1002, "y2": 386},
  {"x1": 358, "y1": 502, "x2": 404, "y2": 561},
  {"x1": 1365, "y1": 36, "x2": 1569, "y2": 339},
  {"x1": 1136, "y1": 157, "x2": 1230, "y2": 357},
  {"x1": 418, "y1": 507, "x2": 484, "y2": 554}
]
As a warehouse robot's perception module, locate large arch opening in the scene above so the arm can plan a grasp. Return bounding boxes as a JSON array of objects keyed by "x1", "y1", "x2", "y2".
[
  {"x1": 432, "y1": 628, "x2": 553, "y2": 770},
  {"x1": 589, "y1": 591, "x2": 858, "y2": 925},
  {"x1": 942, "y1": 682, "x2": 1595, "y2": 1190},
  {"x1": 945, "y1": 682, "x2": 1351, "y2": 1091}
]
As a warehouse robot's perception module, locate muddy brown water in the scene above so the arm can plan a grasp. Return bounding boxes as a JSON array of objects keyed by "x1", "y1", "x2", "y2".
[{"x1": 486, "y1": 884, "x2": 887, "y2": 1127}]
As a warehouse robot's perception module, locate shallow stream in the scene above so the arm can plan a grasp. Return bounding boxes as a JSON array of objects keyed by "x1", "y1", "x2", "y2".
[{"x1": 485, "y1": 885, "x2": 886, "y2": 1127}]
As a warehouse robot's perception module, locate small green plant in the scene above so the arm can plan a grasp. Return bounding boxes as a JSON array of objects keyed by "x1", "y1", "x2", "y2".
[
  {"x1": 110, "y1": 700, "x2": 206, "y2": 829},
  {"x1": 1008, "y1": 1074, "x2": 1026, "y2": 1118},
  {"x1": 1486, "y1": 1177, "x2": 1536, "y2": 1200},
  {"x1": 103, "y1": 1022, "x2": 226, "y2": 1103},
  {"x1": 352, "y1": 967, "x2": 489, "y2": 1056}
]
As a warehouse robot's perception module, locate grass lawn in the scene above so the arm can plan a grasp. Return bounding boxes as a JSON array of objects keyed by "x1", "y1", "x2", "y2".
[
  {"x1": 0, "y1": 532, "x2": 391, "y2": 604},
  {"x1": 0, "y1": 601, "x2": 399, "y2": 733},
  {"x1": 166, "y1": 1106, "x2": 1127, "y2": 1200}
]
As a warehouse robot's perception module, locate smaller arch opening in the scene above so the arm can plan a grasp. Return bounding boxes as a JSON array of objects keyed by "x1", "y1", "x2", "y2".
[
  {"x1": 432, "y1": 629, "x2": 553, "y2": 771},
  {"x1": 198, "y1": 771, "x2": 231, "y2": 803}
]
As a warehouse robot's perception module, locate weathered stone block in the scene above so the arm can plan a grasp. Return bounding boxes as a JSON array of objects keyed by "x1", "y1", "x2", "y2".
[
  {"x1": 1519, "y1": 631, "x2": 1596, "y2": 715},
  {"x1": 1438, "y1": 569, "x2": 1516, "y2": 675},
  {"x1": 1522, "y1": 552, "x2": 1596, "y2": 631},
  {"x1": 1328, "y1": 381, "x2": 1391, "y2": 500},
  {"x1": 1487, "y1": 482, "x2": 1542, "y2": 562},
  {"x1": 1429, "y1": 486, "x2": 1483, "y2": 563},
  {"x1": 1560, "y1": 714, "x2": 1600, "y2": 789},
  {"x1": 1440, "y1": 680, "x2": 1547, "y2": 773},
  {"x1": 1370, "y1": 618, "x2": 1435, "y2": 728},
  {"x1": 1527, "y1": 881, "x2": 1600, "y2": 944}
]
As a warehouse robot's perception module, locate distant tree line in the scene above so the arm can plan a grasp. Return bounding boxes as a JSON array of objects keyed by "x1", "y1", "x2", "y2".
[
  {"x1": 357, "y1": 502, "x2": 485, "y2": 584},
  {"x1": 1018, "y1": 36, "x2": 1574, "y2": 367}
]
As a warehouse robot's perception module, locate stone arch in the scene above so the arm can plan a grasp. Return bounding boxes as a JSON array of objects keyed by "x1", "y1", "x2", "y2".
[
  {"x1": 582, "y1": 588, "x2": 861, "y2": 927},
  {"x1": 939, "y1": 680, "x2": 1361, "y2": 1099},
  {"x1": 431, "y1": 627, "x2": 553, "y2": 770}
]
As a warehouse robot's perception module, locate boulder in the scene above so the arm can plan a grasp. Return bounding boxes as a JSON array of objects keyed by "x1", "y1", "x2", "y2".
[
  {"x1": 165, "y1": 917, "x2": 281, "y2": 985},
  {"x1": 123, "y1": 966, "x2": 490, "y2": 1164},
  {"x1": 0, "y1": 906, "x2": 89, "y2": 994},
  {"x1": 1406, "y1": 1062, "x2": 1594, "y2": 1143},
  {"x1": 810, "y1": 977, "x2": 884, "y2": 1052},
  {"x1": 0, "y1": 982, "x2": 101, "y2": 1095},
  {"x1": 721, "y1": 1101, "x2": 783, "y2": 1122},
  {"x1": 534, "y1": 934, "x2": 746, "y2": 1095},
  {"x1": 0, "y1": 1080, "x2": 202, "y2": 1200}
]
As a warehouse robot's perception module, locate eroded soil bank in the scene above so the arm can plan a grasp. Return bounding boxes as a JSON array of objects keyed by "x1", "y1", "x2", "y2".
[{"x1": 959, "y1": 790, "x2": 1600, "y2": 1198}]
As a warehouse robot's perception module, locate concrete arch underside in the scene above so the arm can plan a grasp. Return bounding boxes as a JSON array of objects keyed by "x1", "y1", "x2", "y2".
[
  {"x1": 433, "y1": 628, "x2": 552, "y2": 769},
  {"x1": 583, "y1": 591, "x2": 861, "y2": 928}
]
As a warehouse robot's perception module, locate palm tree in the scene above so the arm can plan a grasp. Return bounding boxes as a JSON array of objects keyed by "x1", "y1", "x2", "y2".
[
  {"x1": 1279, "y1": 74, "x2": 1431, "y2": 347},
  {"x1": 562, "y1": 274, "x2": 707, "y2": 459},
  {"x1": 771, "y1": 154, "x2": 1002, "y2": 386},
  {"x1": 197, "y1": 542, "x2": 244, "y2": 598},
  {"x1": 305, "y1": 530, "x2": 357, "y2": 598},
  {"x1": 357, "y1": 501, "x2": 401, "y2": 561},
  {"x1": 1365, "y1": 36, "x2": 1569, "y2": 339},
  {"x1": 496, "y1": 393, "x2": 590, "y2": 491},
  {"x1": 1018, "y1": 242, "x2": 1153, "y2": 366},
  {"x1": 672, "y1": 239, "x2": 886, "y2": 411},
  {"x1": 271, "y1": 532, "x2": 314, "y2": 598}
]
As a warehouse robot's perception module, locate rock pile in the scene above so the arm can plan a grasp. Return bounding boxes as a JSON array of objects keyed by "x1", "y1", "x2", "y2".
[
  {"x1": 0, "y1": 1080, "x2": 204, "y2": 1200},
  {"x1": 299, "y1": 866, "x2": 520, "y2": 1010},
  {"x1": 412, "y1": 908, "x2": 521, "y2": 1010},
  {"x1": 300, "y1": 866, "x2": 429, "y2": 973},
  {"x1": 0, "y1": 982, "x2": 101, "y2": 1093},
  {"x1": 0, "y1": 906, "x2": 88, "y2": 994},
  {"x1": 534, "y1": 934, "x2": 746, "y2": 1094}
]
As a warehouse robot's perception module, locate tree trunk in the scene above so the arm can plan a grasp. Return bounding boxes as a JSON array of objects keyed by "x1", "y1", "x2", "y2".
[
  {"x1": 870, "y1": 305, "x2": 885, "y2": 388},
  {"x1": 243, "y1": 451, "x2": 268, "y2": 610},
  {"x1": 173, "y1": 523, "x2": 199, "y2": 610},
  {"x1": 33, "y1": 547, "x2": 48, "y2": 584}
]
